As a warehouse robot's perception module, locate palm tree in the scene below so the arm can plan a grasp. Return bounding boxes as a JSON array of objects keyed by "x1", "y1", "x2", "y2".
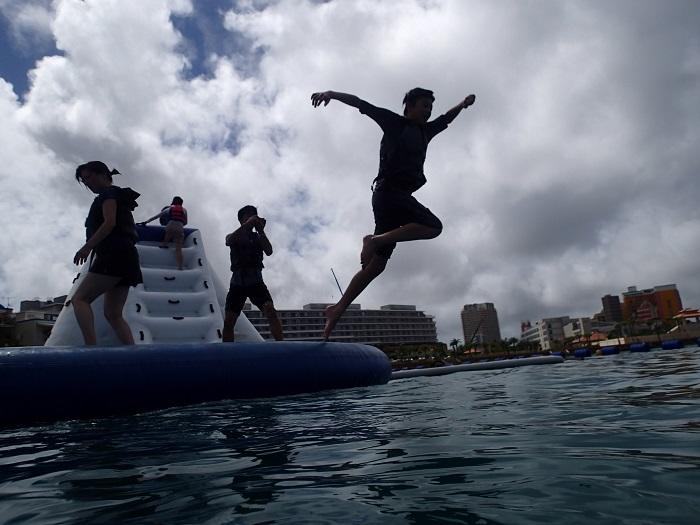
[{"x1": 449, "y1": 338, "x2": 461, "y2": 355}]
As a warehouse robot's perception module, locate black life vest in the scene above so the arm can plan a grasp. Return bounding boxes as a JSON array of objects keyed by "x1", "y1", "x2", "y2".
[{"x1": 229, "y1": 231, "x2": 264, "y2": 271}]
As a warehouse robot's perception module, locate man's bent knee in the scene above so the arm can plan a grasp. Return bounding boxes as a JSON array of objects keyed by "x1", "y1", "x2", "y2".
[{"x1": 429, "y1": 225, "x2": 443, "y2": 239}]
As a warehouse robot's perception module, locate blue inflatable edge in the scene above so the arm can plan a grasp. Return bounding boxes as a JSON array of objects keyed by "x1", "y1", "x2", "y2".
[
  {"x1": 0, "y1": 342, "x2": 391, "y2": 427},
  {"x1": 135, "y1": 224, "x2": 197, "y2": 242}
]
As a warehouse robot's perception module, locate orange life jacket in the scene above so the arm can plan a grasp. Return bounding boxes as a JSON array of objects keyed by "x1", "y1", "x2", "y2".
[{"x1": 168, "y1": 204, "x2": 186, "y2": 224}]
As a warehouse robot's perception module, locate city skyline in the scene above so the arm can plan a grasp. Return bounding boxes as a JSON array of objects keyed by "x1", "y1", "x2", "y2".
[{"x1": 3, "y1": 280, "x2": 691, "y2": 345}]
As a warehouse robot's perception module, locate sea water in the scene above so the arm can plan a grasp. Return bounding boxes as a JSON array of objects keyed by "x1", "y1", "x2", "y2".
[{"x1": 1, "y1": 347, "x2": 698, "y2": 524}]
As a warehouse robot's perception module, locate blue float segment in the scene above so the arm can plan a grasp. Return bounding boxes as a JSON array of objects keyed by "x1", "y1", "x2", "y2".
[
  {"x1": 574, "y1": 348, "x2": 592, "y2": 359},
  {"x1": 0, "y1": 342, "x2": 391, "y2": 427},
  {"x1": 629, "y1": 342, "x2": 650, "y2": 352},
  {"x1": 600, "y1": 346, "x2": 620, "y2": 356},
  {"x1": 661, "y1": 339, "x2": 684, "y2": 350}
]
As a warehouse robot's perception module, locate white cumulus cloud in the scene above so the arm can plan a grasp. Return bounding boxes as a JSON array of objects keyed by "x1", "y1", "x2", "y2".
[{"x1": 1, "y1": 0, "x2": 699, "y2": 343}]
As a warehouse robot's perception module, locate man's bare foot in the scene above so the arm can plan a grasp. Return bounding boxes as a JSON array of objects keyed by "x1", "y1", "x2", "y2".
[
  {"x1": 360, "y1": 235, "x2": 376, "y2": 267},
  {"x1": 323, "y1": 303, "x2": 344, "y2": 340}
]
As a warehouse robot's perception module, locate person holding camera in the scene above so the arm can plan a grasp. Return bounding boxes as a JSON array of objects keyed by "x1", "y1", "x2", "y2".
[{"x1": 222, "y1": 205, "x2": 283, "y2": 342}]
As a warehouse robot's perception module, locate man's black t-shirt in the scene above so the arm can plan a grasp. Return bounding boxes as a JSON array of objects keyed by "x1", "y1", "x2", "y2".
[
  {"x1": 228, "y1": 230, "x2": 265, "y2": 286},
  {"x1": 229, "y1": 230, "x2": 264, "y2": 272},
  {"x1": 358, "y1": 100, "x2": 449, "y2": 193}
]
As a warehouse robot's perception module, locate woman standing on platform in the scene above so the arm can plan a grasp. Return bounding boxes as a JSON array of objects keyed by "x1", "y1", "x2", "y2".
[{"x1": 72, "y1": 161, "x2": 142, "y2": 345}]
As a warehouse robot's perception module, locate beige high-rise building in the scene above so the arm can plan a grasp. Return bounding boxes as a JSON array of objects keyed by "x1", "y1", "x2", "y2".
[{"x1": 461, "y1": 303, "x2": 501, "y2": 345}]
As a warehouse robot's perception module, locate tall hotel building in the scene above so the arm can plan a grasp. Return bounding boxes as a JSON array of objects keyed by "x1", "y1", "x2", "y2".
[
  {"x1": 601, "y1": 294, "x2": 623, "y2": 323},
  {"x1": 461, "y1": 303, "x2": 502, "y2": 345},
  {"x1": 243, "y1": 303, "x2": 438, "y2": 344}
]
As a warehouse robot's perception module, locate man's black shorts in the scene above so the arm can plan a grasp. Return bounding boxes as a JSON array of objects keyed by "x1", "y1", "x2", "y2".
[
  {"x1": 372, "y1": 189, "x2": 443, "y2": 259},
  {"x1": 225, "y1": 282, "x2": 273, "y2": 313}
]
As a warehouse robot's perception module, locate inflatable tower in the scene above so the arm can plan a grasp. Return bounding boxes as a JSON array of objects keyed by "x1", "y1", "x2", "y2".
[{"x1": 46, "y1": 225, "x2": 262, "y2": 346}]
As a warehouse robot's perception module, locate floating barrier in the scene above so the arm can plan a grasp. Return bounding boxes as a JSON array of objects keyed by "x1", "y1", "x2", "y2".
[
  {"x1": 661, "y1": 339, "x2": 684, "y2": 350},
  {"x1": 390, "y1": 355, "x2": 564, "y2": 380},
  {"x1": 0, "y1": 342, "x2": 392, "y2": 427},
  {"x1": 600, "y1": 346, "x2": 620, "y2": 356},
  {"x1": 629, "y1": 342, "x2": 650, "y2": 352},
  {"x1": 573, "y1": 348, "x2": 592, "y2": 359}
]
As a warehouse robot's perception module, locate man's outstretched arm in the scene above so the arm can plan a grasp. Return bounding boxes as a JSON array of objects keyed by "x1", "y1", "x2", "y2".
[
  {"x1": 443, "y1": 94, "x2": 476, "y2": 124},
  {"x1": 311, "y1": 91, "x2": 364, "y2": 109}
]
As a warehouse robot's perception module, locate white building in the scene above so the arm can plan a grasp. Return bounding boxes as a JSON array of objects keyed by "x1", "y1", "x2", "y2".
[
  {"x1": 13, "y1": 296, "x2": 66, "y2": 346},
  {"x1": 520, "y1": 316, "x2": 571, "y2": 351},
  {"x1": 244, "y1": 303, "x2": 438, "y2": 344},
  {"x1": 562, "y1": 317, "x2": 617, "y2": 340}
]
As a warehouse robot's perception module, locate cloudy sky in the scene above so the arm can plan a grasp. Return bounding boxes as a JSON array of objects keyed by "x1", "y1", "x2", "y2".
[{"x1": 1, "y1": 0, "x2": 699, "y2": 342}]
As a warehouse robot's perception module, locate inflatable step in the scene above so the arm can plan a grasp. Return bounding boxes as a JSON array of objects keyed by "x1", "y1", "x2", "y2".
[
  {"x1": 136, "y1": 244, "x2": 203, "y2": 270},
  {"x1": 140, "y1": 268, "x2": 210, "y2": 293},
  {"x1": 131, "y1": 317, "x2": 222, "y2": 343},
  {"x1": 130, "y1": 291, "x2": 216, "y2": 318}
]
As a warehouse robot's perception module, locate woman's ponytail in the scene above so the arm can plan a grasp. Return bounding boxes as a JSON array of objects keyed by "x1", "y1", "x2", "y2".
[{"x1": 75, "y1": 161, "x2": 120, "y2": 183}]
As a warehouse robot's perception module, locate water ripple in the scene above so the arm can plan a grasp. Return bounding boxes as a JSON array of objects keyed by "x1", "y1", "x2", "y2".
[{"x1": 0, "y1": 348, "x2": 699, "y2": 524}]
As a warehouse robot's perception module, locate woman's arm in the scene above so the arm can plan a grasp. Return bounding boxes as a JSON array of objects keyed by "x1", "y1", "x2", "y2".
[{"x1": 74, "y1": 199, "x2": 117, "y2": 265}]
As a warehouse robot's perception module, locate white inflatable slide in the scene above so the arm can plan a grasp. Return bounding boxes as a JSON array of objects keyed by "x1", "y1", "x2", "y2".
[{"x1": 46, "y1": 226, "x2": 262, "y2": 346}]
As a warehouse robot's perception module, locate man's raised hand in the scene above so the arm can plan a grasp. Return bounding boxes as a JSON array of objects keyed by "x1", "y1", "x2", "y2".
[
  {"x1": 311, "y1": 91, "x2": 333, "y2": 107},
  {"x1": 463, "y1": 94, "x2": 476, "y2": 108}
]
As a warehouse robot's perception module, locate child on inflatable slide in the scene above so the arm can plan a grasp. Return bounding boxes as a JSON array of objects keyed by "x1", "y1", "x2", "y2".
[
  {"x1": 141, "y1": 196, "x2": 188, "y2": 270},
  {"x1": 311, "y1": 88, "x2": 476, "y2": 339},
  {"x1": 222, "y1": 205, "x2": 284, "y2": 342}
]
